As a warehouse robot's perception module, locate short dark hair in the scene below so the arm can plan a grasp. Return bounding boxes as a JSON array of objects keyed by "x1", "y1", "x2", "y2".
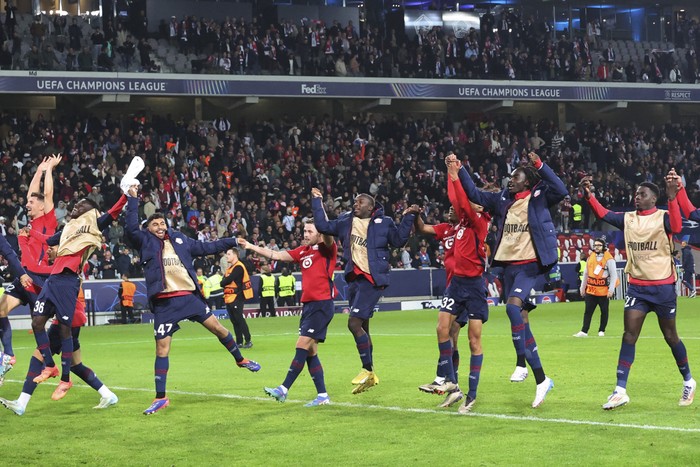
[
  {"x1": 356, "y1": 193, "x2": 375, "y2": 207},
  {"x1": 78, "y1": 198, "x2": 100, "y2": 212},
  {"x1": 640, "y1": 181, "x2": 660, "y2": 199},
  {"x1": 514, "y1": 166, "x2": 541, "y2": 189},
  {"x1": 147, "y1": 212, "x2": 166, "y2": 224},
  {"x1": 29, "y1": 192, "x2": 45, "y2": 201}
]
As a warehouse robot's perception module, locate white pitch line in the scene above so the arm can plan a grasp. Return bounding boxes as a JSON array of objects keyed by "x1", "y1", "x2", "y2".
[
  {"x1": 11, "y1": 332, "x2": 700, "y2": 351},
  {"x1": 5, "y1": 379, "x2": 699, "y2": 433}
]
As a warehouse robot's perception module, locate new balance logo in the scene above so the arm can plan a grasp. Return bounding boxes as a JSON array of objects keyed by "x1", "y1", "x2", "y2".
[
  {"x1": 308, "y1": 329, "x2": 315, "y2": 333},
  {"x1": 351, "y1": 308, "x2": 360, "y2": 313}
]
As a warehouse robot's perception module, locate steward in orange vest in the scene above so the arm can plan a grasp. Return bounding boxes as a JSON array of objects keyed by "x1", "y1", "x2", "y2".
[
  {"x1": 221, "y1": 248, "x2": 254, "y2": 348},
  {"x1": 118, "y1": 273, "x2": 137, "y2": 324},
  {"x1": 574, "y1": 239, "x2": 619, "y2": 337}
]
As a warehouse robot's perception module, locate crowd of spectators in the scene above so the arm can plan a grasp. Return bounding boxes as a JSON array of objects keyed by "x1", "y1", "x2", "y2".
[
  {"x1": 1, "y1": 6, "x2": 699, "y2": 83},
  {"x1": 0, "y1": 109, "x2": 698, "y2": 283}
]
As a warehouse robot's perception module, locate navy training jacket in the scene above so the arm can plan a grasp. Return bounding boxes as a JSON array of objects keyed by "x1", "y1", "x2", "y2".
[
  {"x1": 125, "y1": 197, "x2": 238, "y2": 301},
  {"x1": 457, "y1": 163, "x2": 567, "y2": 269},
  {"x1": 312, "y1": 197, "x2": 415, "y2": 288}
]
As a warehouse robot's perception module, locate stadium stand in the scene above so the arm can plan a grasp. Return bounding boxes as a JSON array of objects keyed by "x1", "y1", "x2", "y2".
[{"x1": 2, "y1": 9, "x2": 698, "y2": 83}]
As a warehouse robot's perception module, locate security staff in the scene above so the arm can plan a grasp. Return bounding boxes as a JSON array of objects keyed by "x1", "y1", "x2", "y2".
[
  {"x1": 222, "y1": 248, "x2": 253, "y2": 348},
  {"x1": 574, "y1": 238, "x2": 618, "y2": 337},
  {"x1": 572, "y1": 202, "x2": 583, "y2": 229},
  {"x1": 259, "y1": 262, "x2": 277, "y2": 317},
  {"x1": 118, "y1": 273, "x2": 136, "y2": 324},
  {"x1": 277, "y1": 267, "x2": 296, "y2": 306},
  {"x1": 196, "y1": 267, "x2": 211, "y2": 300},
  {"x1": 207, "y1": 267, "x2": 224, "y2": 310}
]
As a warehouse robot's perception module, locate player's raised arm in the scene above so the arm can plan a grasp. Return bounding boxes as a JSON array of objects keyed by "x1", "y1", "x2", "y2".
[
  {"x1": 528, "y1": 152, "x2": 568, "y2": 206},
  {"x1": 28, "y1": 157, "x2": 48, "y2": 197},
  {"x1": 311, "y1": 187, "x2": 341, "y2": 236},
  {"x1": 581, "y1": 177, "x2": 625, "y2": 230},
  {"x1": 388, "y1": 204, "x2": 419, "y2": 247},
  {"x1": 42, "y1": 154, "x2": 61, "y2": 213}
]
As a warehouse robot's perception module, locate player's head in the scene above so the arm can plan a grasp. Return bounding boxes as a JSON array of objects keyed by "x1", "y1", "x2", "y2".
[
  {"x1": 593, "y1": 238, "x2": 606, "y2": 252},
  {"x1": 225, "y1": 248, "x2": 239, "y2": 264},
  {"x1": 147, "y1": 212, "x2": 167, "y2": 239},
  {"x1": 47, "y1": 245, "x2": 57, "y2": 265},
  {"x1": 447, "y1": 206, "x2": 458, "y2": 224},
  {"x1": 26, "y1": 192, "x2": 45, "y2": 219},
  {"x1": 71, "y1": 198, "x2": 99, "y2": 219},
  {"x1": 509, "y1": 166, "x2": 540, "y2": 194},
  {"x1": 635, "y1": 182, "x2": 659, "y2": 210},
  {"x1": 353, "y1": 193, "x2": 375, "y2": 219},
  {"x1": 303, "y1": 219, "x2": 323, "y2": 246}
]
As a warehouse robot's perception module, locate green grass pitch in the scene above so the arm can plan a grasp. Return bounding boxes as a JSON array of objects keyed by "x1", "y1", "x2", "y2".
[{"x1": 1, "y1": 300, "x2": 699, "y2": 465}]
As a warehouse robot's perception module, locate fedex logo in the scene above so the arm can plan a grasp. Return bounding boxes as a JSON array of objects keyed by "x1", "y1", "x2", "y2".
[{"x1": 301, "y1": 84, "x2": 327, "y2": 95}]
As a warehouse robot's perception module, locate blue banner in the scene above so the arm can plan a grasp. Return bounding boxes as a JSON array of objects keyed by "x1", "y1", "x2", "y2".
[{"x1": 2, "y1": 71, "x2": 700, "y2": 102}]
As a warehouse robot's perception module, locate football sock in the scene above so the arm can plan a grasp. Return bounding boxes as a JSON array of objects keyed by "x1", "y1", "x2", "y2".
[
  {"x1": 219, "y1": 332, "x2": 244, "y2": 362},
  {"x1": 71, "y1": 363, "x2": 104, "y2": 391},
  {"x1": 468, "y1": 354, "x2": 483, "y2": 399},
  {"x1": 307, "y1": 354, "x2": 327, "y2": 394},
  {"x1": 34, "y1": 331, "x2": 55, "y2": 367},
  {"x1": 524, "y1": 323, "x2": 545, "y2": 384},
  {"x1": 60, "y1": 337, "x2": 73, "y2": 382},
  {"x1": 671, "y1": 341, "x2": 692, "y2": 382},
  {"x1": 0, "y1": 317, "x2": 13, "y2": 356},
  {"x1": 615, "y1": 342, "x2": 635, "y2": 389},
  {"x1": 453, "y1": 349, "x2": 460, "y2": 384},
  {"x1": 18, "y1": 392, "x2": 31, "y2": 408},
  {"x1": 438, "y1": 340, "x2": 456, "y2": 383},
  {"x1": 505, "y1": 303, "x2": 526, "y2": 364},
  {"x1": 155, "y1": 356, "x2": 168, "y2": 398},
  {"x1": 21, "y1": 356, "x2": 43, "y2": 396},
  {"x1": 354, "y1": 332, "x2": 372, "y2": 371},
  {"x1": 282, "y1": 347, "x2": 309, "y2": 390}
]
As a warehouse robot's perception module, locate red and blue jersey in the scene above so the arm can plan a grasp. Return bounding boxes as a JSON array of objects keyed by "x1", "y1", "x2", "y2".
[
  {"x1": 23, "y1": 209, "x2": 57, "y2": 274},
  {"x1": 288, "y1": 241, "x2": 338, "y2": 303},
  {"x1": 448, "y1": 177, "x2": 490, "y2": 279},
  {"x1": 433, "y1": 222, "x2": 458, "y2": 285}
]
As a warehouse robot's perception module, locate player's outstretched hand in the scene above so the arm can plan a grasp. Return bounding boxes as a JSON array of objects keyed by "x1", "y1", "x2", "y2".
[
  {"x1": 527, "y1": 151, "x2": 541, "y2": 166},
  {"x1": 665, "y1": 170, "x2": 680, "y2": 200},
  {"x1": 237, "y1": 238, "x2": 249, "y2": 249},
  {"x1": 127, "y1": 184, "x2": 139, "y2": 198},
  {"x1": 403, "y1": 204, "x2": 421, "y2": 216},
  {"x1": 579, "y1": 176, "x2": 593, "y2": 199},
  {"x1": 666, "y1": 167, "x2": 682, "y2": 188},
  {"x1": 311, "y1": 187, "x2": 323, "y2": 198},
  {"x1": 19, "y1": 274, "x2": 33, "y2": 289},
  {"x1": 444, "y1": 152, "x2": 458, "y2": 166},
  {"x1": 46, "y1": 154, "x2": 61, "y2": 168}
]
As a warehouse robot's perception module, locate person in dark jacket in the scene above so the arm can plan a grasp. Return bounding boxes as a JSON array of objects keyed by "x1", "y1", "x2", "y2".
[
  {"x1": 455, "y1": 151, "x2": 567, "y2": 408},
  {"x1": 681, "y1": 237, "x2": 696, "y2": 298},
  {"x1": 312, "y1": 187, "x2": 419, "y2": 394},
  {"x1": 124, "y1": 185, "x2": 259, "y2": 415}
]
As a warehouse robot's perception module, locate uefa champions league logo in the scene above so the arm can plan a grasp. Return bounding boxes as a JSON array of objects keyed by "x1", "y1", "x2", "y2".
[
  {"x1": 413, "y1": 14, "x2": 433, "y2": 36},
  {"x1": 452, "y1": 21, "x2": 470, "y2": 38}
]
